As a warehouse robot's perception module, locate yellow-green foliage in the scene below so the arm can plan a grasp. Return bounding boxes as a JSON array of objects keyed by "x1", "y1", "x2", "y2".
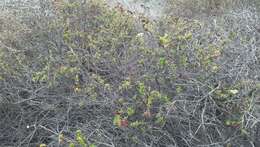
[
  {"x1": 0, "y1": 48, "x2": 25, "y2": 77},
  {"x1": 39, "y1": 144, "x2": 47, "y2": 147},
  {"x1": 113, "y1": 114, "x2": 122, "y2": 127},
  {"x1": 130, "y1": 120, "x2": 145, "y2": 128},
  {"x1": 127, "y1": 107, "x2": 135, "y2": 116},
  {"x1": 69, "y1": 142, "x2": 75, "y2": 147},
  {"x1": 159, "y1": 33, "x2": 171, "y2": 47},
  {"x1": 76, "y1": 130, "x2": 87, "y2": 147}
]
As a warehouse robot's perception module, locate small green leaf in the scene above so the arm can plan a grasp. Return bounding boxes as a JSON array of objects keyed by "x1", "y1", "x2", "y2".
[
  {"x1": 113, "y1": 114, "x2": 121, "y2": 127},
  {"x1": 159, "y1": 34, "x2": 171, "y2": 47},
  {"x1": 69, "y1": 142, "x2": 75, "y2": 147},
  {"x1": 127, "y1": 107, "x2": 135, "y2": 116},
  {"x1": 155, "y1": 114, "x2": 166, "y2": 125},
  {"x1": 184, "y1": 32, "x2": 192, "y2": 40},
  {"x1": 159, "y1": 57, "x2": 167, "y2": 66},
  {"x1": 76, "y1": 130, "x2": 87, "y2": 147},
  {"x1": 138, "y1": 82, "x2": 145, "y2": 96},
  {"x1": 229, "y1": 89, "x2": 239, "y2": 95},
  {"x1": 89, "y1": 144, "x2": 96, "y2": 147},
  {"x1": 39, "y1": 144, "x2": 47, "y2": 147},
  {"x1": 147, "y1": 96, "x2": 154, "y2": 108},
  {"x1": 225, "y1": 120, "x2": 231, "y2": 126},
  {"x1": 130, "y1": 120, "x2": 145, "y2": 128}
]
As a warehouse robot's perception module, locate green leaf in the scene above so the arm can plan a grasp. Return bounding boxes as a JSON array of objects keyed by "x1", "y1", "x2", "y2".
[
  {"x1": 113, "y1": 114, "x2": 121, "y2": 127},
  {"x1": 184, "y1": 32, "x2": 192, "y2": 40},
  {"x1": 228, "y1": 89, "x2": 239, "y2": 95},
  {"x1": 130, "y1": 120, "x2": 145, "y2": 128},
  {"x1": 159, "y1": 57, "x2": 167, "y2": 66},
  {"x1": 69, "y1": 142, "x2": 75, "y2": 147},
  {"x1": 76, "y1": 130, "x2": 87, "y2": 147},
  {"x1": 138, "y1": 82, "x2": 145, "y2": 96},
  {"x1": 147, "y1": 96, "x2": 154, "y2": 108},
  {"x1": 155, "y1": 114, "x2": 166, "y2": 125},
  {"x1": 159, "y1": 34, "x2": 171, "y2": 47},
  {"x1": 225, "y1": 120, "x2": 231, "y2": 126},
  {"x1": 127, "y1": 107, "x2": 135, "y2": 116},
  {"x1": 89, "y1": 144, "x2": 96, "y2": 147}
]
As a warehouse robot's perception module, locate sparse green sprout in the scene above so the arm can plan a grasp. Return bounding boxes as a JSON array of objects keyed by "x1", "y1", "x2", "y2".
[
  {"x1": 78, "y1": 100, "x2": 86, "y2": 108},
  {"x1": 155, "y1": 114, "x2": 166, "y2": 125},
  {"x1": 159, "y1": 57, "x2": 167, "y2": 66},
  {"x1": 127, "y1": 107, "x2": 135, "y2": 116},
  {"x1": 138, "y1": 82, "x2": 146, "y2": 96},
  {"x1": 89, "y1": 144, "x2": 97, "y2": 147},
  {"x1": 150, "y1": 90, "x2": 161, "y2": 98},
  {"x1": 40, "y1": 144, "x2": 47, "y2": 147},
  {"x1": 69, "y1": 142, "x2": 75, "y2": 147},
  {"x1": 66, "y1": 51, "x2": 78, "y2": 63},
  {"x1": 226, "y1": 143, "x2": 232, "y2": 147},
  {"x1": 64, "y1": 2, "x2": 80, "y2": 9},
  {"x1": 63, "y1": 31, "x2": 71, "y2": 42},
  {"x1": 104, "y1": 83, "x2": 111, "y2": 91},
  {"x1": 228, "y1": 89, "x2": 239, "y2": 95},
  {"x1": 147, "y1": 95, "x2": 154, "y2": 108},
  {"x1": 58, "y1": 66, "x2": 79, "y2": 76},
  {"x1": 131, "y1": 136, "x2": 139, "y2": 143},
  {"x1": 120, "y1": 79, "x2": 131, "y2": 90},
  {"x1": 228, "y1": 31, "x2": 237, "y2": 40},
  {"x1": 130, "y1": 120, "x2": 145, "y2": 128},
  {"x1": 180, "y1": 54, "x2": 188, "y2": 67},
  {"x1": 225, "y1": 120, "x2": 232, "y2": 126},
  {"x1": 113, "y1": 114, "x2": 122, "y2": 127},
  {"x1": 176, "y1": 86, "x2": 183, "y2": 94},
  {"x1": 211, "y1": 64, "x2": 219, "y2": 72},
  {"x1": 159, "y1": 34, "x2": 171, "y2": 47},
  {"x1": 76, "y1": 130, "x2": 87, "y2": 147},
  {"x1": 161, "y1": 95, "x2": 170, "y2": 103},
  {"x1": 32, "y1": 71, "x2": 48, "y2": 82},
  {"x1": 256, "y1": 83, "x2": 260, "y2": 89},
  {"x1": 117, "y1": 98, "x2": 125, "y2": 104},
  {"x1": 136, "y1": 33, "x2": 144, "y2": 43},
  {"x1": 184, "y1": 32, "x2": 192, "y2": 40},
  {"x1": 224, "y1": 119, "x2": 241, "y2": 127}
]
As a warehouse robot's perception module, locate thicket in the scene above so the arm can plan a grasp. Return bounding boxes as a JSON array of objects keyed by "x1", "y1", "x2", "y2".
[{"x1": 0, "y1": 0, "x2": 260, "y2": 147}]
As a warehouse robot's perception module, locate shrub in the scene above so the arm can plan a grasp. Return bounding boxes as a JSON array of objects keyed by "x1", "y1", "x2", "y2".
[{"x1": 0, "y1": 0, "x2": 259, "y2": 146}]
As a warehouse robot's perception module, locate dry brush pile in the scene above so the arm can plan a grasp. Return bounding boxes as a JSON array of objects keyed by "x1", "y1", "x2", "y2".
[{"x1": 0, "y1": 0, "x2": 260, "y2": 147}]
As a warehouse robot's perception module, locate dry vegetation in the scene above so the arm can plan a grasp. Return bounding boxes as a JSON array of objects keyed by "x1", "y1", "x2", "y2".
[{"x1": 0, "y1": 0, "x2": 260, "y2": 147}]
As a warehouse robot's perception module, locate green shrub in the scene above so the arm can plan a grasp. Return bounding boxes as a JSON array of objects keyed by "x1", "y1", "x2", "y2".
[{"x1": 0, "y1": 0, "x2": 259, "y2": 146}]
